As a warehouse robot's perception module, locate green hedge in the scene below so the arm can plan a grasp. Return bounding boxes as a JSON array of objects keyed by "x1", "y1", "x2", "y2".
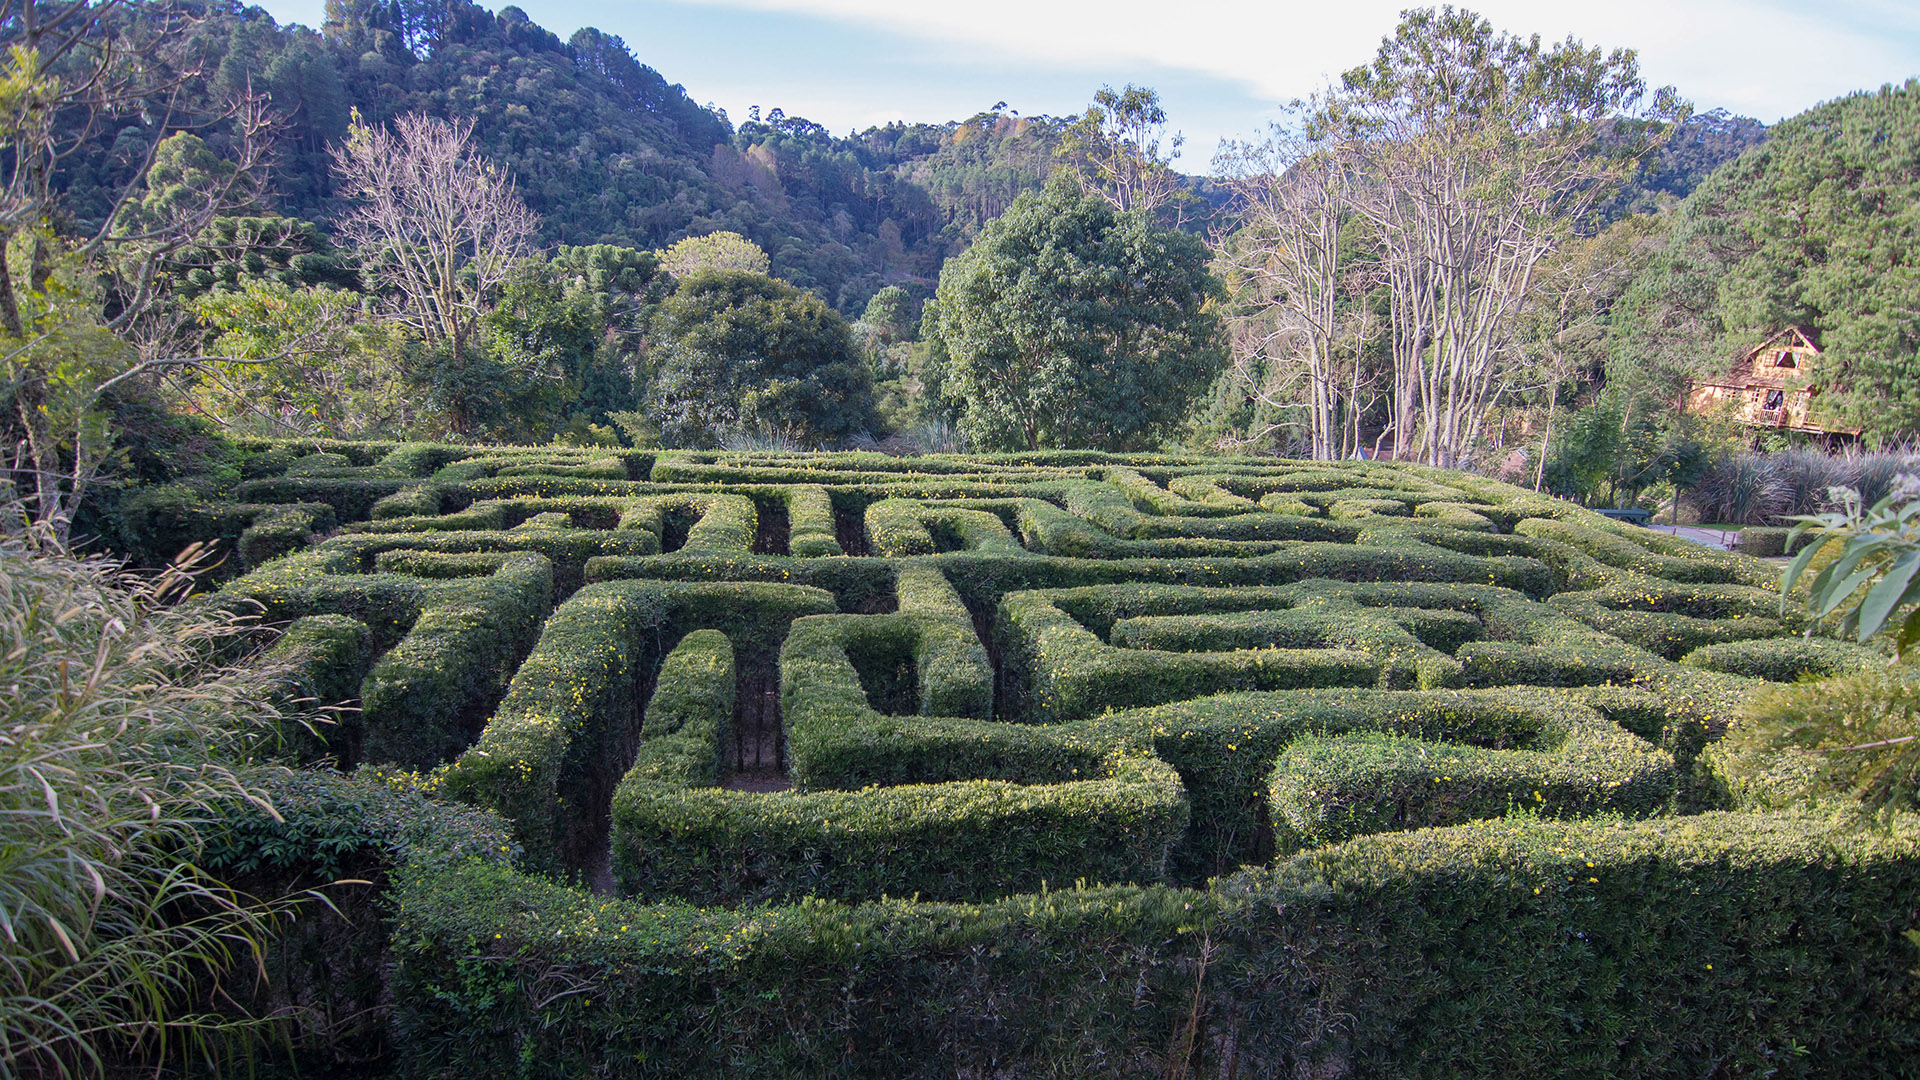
[
  {"x1": 258, "y1": 613, "x2": 371, "y2": 762},
  {"x1": 1681, "y1": 636, "x2": 1883, "y2": 682},
  {"x1": 1069, "y1": 683, "x2": 1701, "y2": 879},
  {"x1": 440, "y1": 579, "x2": 836, "y2": 869},
  {"x1": 864, "y1": 498, "x2": 1022, "y2": 556},
  {"x1": 1735, "y1": 525, "x2": 1818, "y2": 558},
  {"x1": 607, "y1": 566, "x2": 1191, "y2": 905},
  {"x1": 358, "y1": 553, "x2": 554, "y2": 769},
  {"x1": 612, "y1": 750, "x2": 1187, "y2": 905},
  {"x1": 1001, "y1": 587, "x2": 1382, "y2": 722},
  {"x1": 1514, "y1": 516, "x2": 1772, "y2": 588},
  {"x1": 787, "y1": 484, "x2": 842, "y2": 556},
  {"x1": 1267, "y1": 698, "x2": 1679, "y2": 850},
  {"x1": 370, "y1": 483, "x2": 444, "y2": 520},
  {"x1": 382, "y1": 809, "x2": 1920, "y2": 1077},
  {"x1": 997, "y1": 580, "x2": 1637, "y2": 722}
]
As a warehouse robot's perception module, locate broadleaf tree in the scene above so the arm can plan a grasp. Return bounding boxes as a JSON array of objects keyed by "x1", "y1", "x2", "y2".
[
  {"x1": 0, "y1": 1, "x2": 273, "y2": 541},
  {"x1": 926, "y1": 176, "x2": 1225, "y2": 451},
  {"x1": 1320, "y1": 6, "x2": 1684, "y2": 467},
  {"x1": 646, "y1": 270, "x2": 878, "y2": 448},
  {"x1": 329, "y1": 111, "x2": 539, "y2": 371}
]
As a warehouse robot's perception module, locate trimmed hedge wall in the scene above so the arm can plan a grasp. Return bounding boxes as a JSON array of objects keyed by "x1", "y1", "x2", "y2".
[
  {"x1": 188, "y1": 445, "x2": 1917, "y2": 1077},
  {"x1": 440, "y1": 578, "x2": 836, "y2": 868},
  {"x1": 358, "y1": 553, "x2": 553, "y2": 769},
  {"x1": 1681, "y1": 636, "x2": 1883, "y2": 682},
  {"x1": 611, "y1": 567, "x2": 1187, "y2": 904},
  {"x1": 378, "y1": 809, "x2": 1920, "y2": 1078},
  {"x1": 787, "y1": 484, "x2": 842, "y2": 556},
  {"x1": 612, "y1": 749, "x2": 1187, "y2": 905}
]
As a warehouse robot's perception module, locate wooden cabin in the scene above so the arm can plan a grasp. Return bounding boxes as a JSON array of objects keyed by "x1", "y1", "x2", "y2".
[{"x1": 1685, "y1": 327, "x2": 1857, "y2": 441}]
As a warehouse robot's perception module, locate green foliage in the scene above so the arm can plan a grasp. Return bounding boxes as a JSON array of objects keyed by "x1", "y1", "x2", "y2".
[
  {"x1": 614, "y1": 752, "x2": 1187, "y2": 905},
  {"x1": 648, "y1": 271, "x2": 880, "y2": 447},
  {"x1": 1599, "y1": 108, "x2": 1769, "y2": 220},
  {"x1": 440, "y1": 577, "x2": 836, "y2": 866},
  {"x1": 477, "y1": 246, "x2": 657, "y2": 440},
  {"x1": 1681, "y1": 636, "x2": 1880, "y2": 682},
  {"x1": 1613, "y1": 79, "x2": 1920, "y2": 440},
  {"x1": 173, "y1": 444, "x2": 1920, "y2": 1073},
  {"x1": 1782, "y1": 478, "x2": 1920, "y2": 653},
  {"x1": 192, "y1": 282, "x2": 421, "y2": 438},
  {"x1": 1541, "y1": 392, "x2": 1711, "y2": 509},
  {"x1": 654, "y1": 231, "x2": 769, "y2": 279},
  {"x1": 1725, "y1": 664, "x2": 1920, "y2": 812},
  {"x1": 358, "y1": 553, "x2": 553, "y2": 769},
  {"x1": 927, "y1": 177, "x2": 1226, "y2": 450},
  {"x1": 385, "y1": 810, "x2": 1920, "y2": 1077},
  {"x1": 0, "y1": 539, "x2": 298, "y2": 1077}
]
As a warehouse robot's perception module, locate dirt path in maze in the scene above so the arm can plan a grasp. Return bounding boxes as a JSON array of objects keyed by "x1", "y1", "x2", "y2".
[{"x1": 724, "y1": 661, "x2": 787, "y2": 792}]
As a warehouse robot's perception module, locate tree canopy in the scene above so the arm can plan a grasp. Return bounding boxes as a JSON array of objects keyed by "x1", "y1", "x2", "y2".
[
  {"x1": 926, "y1": 177, "x2": 1225, "y2": 451},
  {"x1": 1612, "y1": 79, "x2": 1920, "y2": 441},
  {"x1": 647, "y1": 271, "x2": 878, "y2": 447}
]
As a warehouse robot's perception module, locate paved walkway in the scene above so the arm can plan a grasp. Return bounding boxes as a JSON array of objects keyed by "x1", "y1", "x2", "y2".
[{"x1": 1650, "y1": 525, "x2": 1738, "y2": 551}]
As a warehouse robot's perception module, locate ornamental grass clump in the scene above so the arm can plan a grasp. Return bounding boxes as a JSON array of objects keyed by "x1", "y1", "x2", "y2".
[{"x1": 0, "y1": 533, "x2": 295, "y2": 1078}]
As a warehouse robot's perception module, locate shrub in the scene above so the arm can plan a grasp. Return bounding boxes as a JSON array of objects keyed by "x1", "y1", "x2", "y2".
[
  {"x1": 358, "y1": 553, "x2": 553, "y2": 768},
  {"x1": 383, "y1": 810, "x2": 1920, "y2": 1077},
  {"x1": 1681, "y1": 637, "x2": 1880, "y2": 682},
  {"x1": 184, "y1": 444, "x2": 1914, "y2": 1075},
  {"x1": 441, "y1": 579, "x2": 836, "y2": 867},
  {"x1": 787, "y1": 484, "x2": 842, "y2": 556},
  {"x1": 1688, "y1": 453, "x2": 1786, "y2": 525}
]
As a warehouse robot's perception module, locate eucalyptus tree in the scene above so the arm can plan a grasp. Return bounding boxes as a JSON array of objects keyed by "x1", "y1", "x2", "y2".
[
  {"x1": 1320, "y1": 7, "x2": 1683, "y2": 466},
  {"x1": 1214, "y1": 122, "x2": 1381, "y2": 459},
  {"x1": 1056, "y1": 84, "x2": 1187, "y2": 221}
]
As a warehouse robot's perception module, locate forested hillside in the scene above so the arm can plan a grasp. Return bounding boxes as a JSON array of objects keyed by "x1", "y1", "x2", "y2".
[
  {"x1": 56, "y1": 0, "x2": 1088, "y2": 314},
  {"x1": 1609, "y1": 79, "x2": 1920, "y2": 438},
  {"x1": 60, "y1": 0, "x2": 1740, "y2": 319}
]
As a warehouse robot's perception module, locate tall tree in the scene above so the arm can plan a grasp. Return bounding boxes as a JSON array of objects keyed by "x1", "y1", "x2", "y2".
[
  {"x1": 647, "y1": 270, "x2": 877, "y2": 448},
  {"x1": 926, "y1": 176, "x2": 1225, "y2": 451},
  {"x1": 0, "y1": 0, "x2": 272, "y2": 539},
  {"x1": 1056, "y1": 84, "x2": 1187, "y2": 221},
  {"x1": 1322, "y1": 7, "x2": 1683, "y2": 466},
  {"x1": 1214, "y1": 123, "x2": 1380, "y2": 459}
]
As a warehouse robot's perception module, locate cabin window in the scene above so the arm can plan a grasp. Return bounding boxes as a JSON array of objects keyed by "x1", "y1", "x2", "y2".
[
  {"x1": 1764, "y1": 389, "x2": 1785, "y2": 410},
  {"x1": 1774, "y1": 350, "x2": 1797, "y2": 368}
]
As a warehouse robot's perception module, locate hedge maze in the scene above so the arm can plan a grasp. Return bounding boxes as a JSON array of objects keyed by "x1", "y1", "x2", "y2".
[{"x1": 200, "y1": 441, "x2": 1920, "y2": 1077}]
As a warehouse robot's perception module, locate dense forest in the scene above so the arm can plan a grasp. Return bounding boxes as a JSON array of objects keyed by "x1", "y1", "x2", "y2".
[
  {"x1": 60, "y1": 0, "x2": 1749, "y2": 317},
  {"x1": 59, "y1": 0, "x2": 1100, "y2": 314}
]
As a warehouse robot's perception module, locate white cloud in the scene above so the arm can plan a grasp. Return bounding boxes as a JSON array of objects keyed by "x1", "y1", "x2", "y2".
[{"x1": 660, "y1": 0, "x2": 1920, "y2": 119}]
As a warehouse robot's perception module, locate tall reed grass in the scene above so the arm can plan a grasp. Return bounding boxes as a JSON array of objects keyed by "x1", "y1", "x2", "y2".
[
  {"x1": 0, "y1": 532, "x2": 296, "y2": 1077},
  {"x1": 1688, "y1": 450, "x2": 1920, "y2": 525}
]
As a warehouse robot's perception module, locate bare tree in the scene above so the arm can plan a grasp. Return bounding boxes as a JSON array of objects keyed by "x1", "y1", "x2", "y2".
[
  {"x1": 330, "y1": 111, "x2": 539, "y2": 363},
  {"x1": 0, "y1": 0, "x2": 274, "y2": 541},
  {"x1": 1321, "y1": 8, "x2": 1682, "y2": 467},
  {"x1": 1215, "y1": 121, "x2": 1380, "y2": 459}
]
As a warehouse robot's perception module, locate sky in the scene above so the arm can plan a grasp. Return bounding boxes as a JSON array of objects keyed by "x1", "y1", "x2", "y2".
[{"x1": 255, "y1": 0, "x2": 1920, "y2": 172}]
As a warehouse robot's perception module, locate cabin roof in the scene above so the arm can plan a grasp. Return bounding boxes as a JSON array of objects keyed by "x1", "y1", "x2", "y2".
[{"x1": 1743, "y1": 325, "x2": 1821, "y2": 360}]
